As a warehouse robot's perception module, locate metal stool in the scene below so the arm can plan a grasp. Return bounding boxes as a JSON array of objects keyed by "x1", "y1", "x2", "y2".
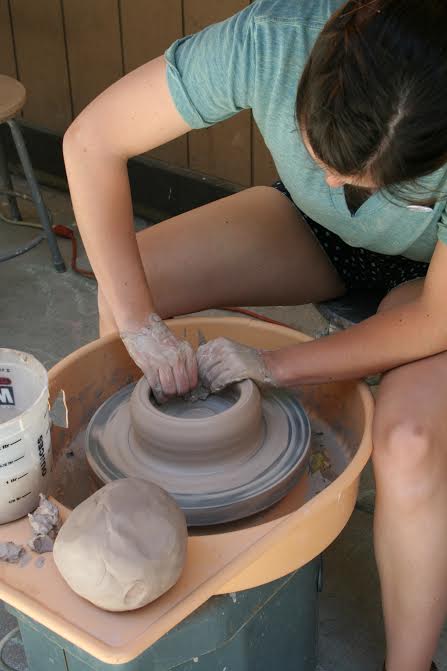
[
  {"x1": 316, "y1": 288, "x2": 386, "y2": 332},
  {"x1": 0, "y1": 74, "x2": 65, "y2": 271}
]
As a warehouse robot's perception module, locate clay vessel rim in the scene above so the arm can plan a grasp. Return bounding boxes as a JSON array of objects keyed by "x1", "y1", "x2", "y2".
[{"x1": 139, "y1": 379, "x2": 258, "y2": 425}]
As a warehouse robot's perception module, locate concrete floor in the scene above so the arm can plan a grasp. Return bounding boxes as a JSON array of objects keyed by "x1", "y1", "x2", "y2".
[{"x1": 0, "y1": 179, "x2": 446, "y2": 671}]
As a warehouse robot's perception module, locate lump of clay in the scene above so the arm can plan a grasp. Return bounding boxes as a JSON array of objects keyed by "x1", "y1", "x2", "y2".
[
  {"x1": 53, "y1": 478, "x2": 188, "y2": 611},
  {"x1": 0, "y1": 542, "x2": 25, "y2": 563}
]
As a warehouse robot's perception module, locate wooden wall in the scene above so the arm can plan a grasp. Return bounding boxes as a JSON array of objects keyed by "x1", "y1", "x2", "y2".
[{"x1": 0, "y1": 0, "x2": 277, "y2": 186}]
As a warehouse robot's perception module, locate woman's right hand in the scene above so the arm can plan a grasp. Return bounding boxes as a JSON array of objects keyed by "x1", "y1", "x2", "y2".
[{"x1": 121, "y1": 314, "x2": 198, "y2": 404}]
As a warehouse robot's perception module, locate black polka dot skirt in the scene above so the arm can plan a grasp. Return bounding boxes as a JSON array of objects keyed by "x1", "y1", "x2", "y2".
[{"x1": 273, "y1": 180, "x2": 429, "y2": 292}]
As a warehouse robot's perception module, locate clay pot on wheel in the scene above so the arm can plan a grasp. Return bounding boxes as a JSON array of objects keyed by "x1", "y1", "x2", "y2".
[
  {"x1": 130, "y1": 379, "x2": 263, "y2": 469},
  {"x1": 86, "y1": 378, "x2": 312, "y2": 526}
]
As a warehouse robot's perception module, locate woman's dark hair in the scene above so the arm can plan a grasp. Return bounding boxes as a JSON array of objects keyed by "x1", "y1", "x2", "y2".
[{"x1": 296, "y1": 0, "x2": 447, "y2": 201}]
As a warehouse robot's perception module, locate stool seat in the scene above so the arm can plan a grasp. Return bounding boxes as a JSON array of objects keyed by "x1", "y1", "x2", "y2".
[
  {"x1": 0, "y1": 75, "x2": 26, "y2": 123},
  {"x1": 317, "y1": 289, "x2": 386, "y2": 330}
]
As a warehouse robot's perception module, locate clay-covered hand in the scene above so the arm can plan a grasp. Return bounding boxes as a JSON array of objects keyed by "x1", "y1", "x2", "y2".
[
  {"x1": 197, "y1": 337, "x2": 277, "y2": 393},
  {"x1": 121, "y1": 314, "x2": 198, "y2": 403}
]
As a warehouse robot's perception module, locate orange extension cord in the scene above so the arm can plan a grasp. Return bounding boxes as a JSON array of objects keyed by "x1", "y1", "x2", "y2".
[
  {"x1": 55, "y1": 224, "x2": 291, "y2": 328},
  {"x1": 53, "y1": 224, "x2": 95, "y2": 279}
]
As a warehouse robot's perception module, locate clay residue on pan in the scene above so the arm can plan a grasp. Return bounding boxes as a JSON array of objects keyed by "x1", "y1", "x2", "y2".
[
  {"x1": 192, "y1": 414, "x2": 348, "y2": 536},
  {"x1": 61, "y1": 402, "x2": 351, "y2": 533},
  {"x1": 0, "y1": 495, "x2": 62, "y2": 565},
  {"x1": 50, "y1": 429, "x2": 99, "y2": 509},
  {"x1": 27, "y1": 494, "x2": 60, "y2": 553}
]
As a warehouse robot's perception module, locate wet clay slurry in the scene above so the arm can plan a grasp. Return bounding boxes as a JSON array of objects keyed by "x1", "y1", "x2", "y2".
[{"x1": 85, "y1": 377, "x2": 312, "y2": 526}]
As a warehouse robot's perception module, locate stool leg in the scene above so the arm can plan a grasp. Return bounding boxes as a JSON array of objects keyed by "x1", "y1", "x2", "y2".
[
  {"x1": 7, "y1": 119, "x2": 66, "y2": 272},
  {"x1": 0, "y1": 127, "x2": 22, "y2": 220}
]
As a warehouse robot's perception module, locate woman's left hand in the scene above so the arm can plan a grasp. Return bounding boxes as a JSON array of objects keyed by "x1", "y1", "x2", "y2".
[{"x1": 197, "y1": 337, "x2": 278, "y2": 392}]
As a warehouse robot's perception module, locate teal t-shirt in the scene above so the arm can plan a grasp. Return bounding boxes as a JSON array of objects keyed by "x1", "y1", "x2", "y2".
[{"x1": 165, "y1": 0, "x2": 447, "y2": 263}]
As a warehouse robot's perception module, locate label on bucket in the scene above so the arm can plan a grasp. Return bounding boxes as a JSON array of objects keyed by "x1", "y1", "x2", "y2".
[
  {"x1": 0, "y1": 349, "x2": 52, "y2": 522},
  {"x1": 0, "y1": 377, "x2": 20, "y2": 423},
  {"x1": 0, "y1": 385, "x2": 14, "y2": 406},
  {"x1": 37, "y1": 433, "x2": 48, "y2": 477},
  {"x1": 0, "y1": 371, "x2": 14, "y2": 409}
]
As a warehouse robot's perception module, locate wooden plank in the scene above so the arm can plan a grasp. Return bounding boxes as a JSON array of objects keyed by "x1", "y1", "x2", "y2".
[
  {"x1": 10, "y1": 0, "x2": 71, "y2": 133},
  {"x1": 0, "y1": 1, "x2": 17, "y2": 78},
  {"x1": 184, "y1": 0, "x2": 252, "y2": 186},
  {"x1": 120, "y1": 0, "x2": 182, "y2": 73},
  {"x1": 252, "y1": 123, "x2": 278, "y2": 186},
  {"x1": 120, "y1": 0, "x2": 187, "y2": 167},
  {"x1": 62, "y1": 0, "x2": 123, "y2": 118},
  {"x1": 6, "y1": 124, "x2": 242, "y2": 220},
  {"x1": 188, "y1": 110, "x2": 252, "y2": 186}
]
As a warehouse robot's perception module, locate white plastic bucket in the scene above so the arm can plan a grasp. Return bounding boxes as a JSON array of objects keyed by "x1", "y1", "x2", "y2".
[{"x1": 0, "y1": 349, "x2": 52, "y2": 524}]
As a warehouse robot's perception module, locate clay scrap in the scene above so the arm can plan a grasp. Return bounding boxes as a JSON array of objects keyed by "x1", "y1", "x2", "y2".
[
  {"x1": 0, "y1": 542, "x2": 25, "y2": 563},
  {"x1": 27, "y1": 493, "x2": 60, "y2": 553},
  {"x1": 0, "y1": 494, "x2": 60, "y2": 564}
]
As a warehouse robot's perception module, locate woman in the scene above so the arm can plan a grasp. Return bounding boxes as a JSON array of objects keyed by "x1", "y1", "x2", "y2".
[{"x1": 63, "y1": 1, "x2": 447, "y2": 669}]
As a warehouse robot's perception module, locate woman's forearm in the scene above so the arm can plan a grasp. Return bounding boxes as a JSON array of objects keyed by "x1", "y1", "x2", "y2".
[
  {"x1": 267, "y1": 299, "x2": 447, "y2": 385},
  {"x1": 63, "y1": 135, "x2": 154, "y2": 330}
]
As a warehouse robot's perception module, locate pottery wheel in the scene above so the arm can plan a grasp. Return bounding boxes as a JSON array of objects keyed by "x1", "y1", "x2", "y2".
[{"x1": 85, "y1": 378, "x2": 311, "y2": 526}]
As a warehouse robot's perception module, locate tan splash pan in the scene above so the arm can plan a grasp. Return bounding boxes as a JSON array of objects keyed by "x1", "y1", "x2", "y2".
[{"x1": 0, "y1": 317, "x2": 373, "y2": 664}]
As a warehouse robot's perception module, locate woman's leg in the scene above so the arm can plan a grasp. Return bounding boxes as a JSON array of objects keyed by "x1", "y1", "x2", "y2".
[
  {"x1": 99, "y1": 186, "x2": 345, "y2": 334},
  {"x1": 373, "y1": 279, "x2": 447, "y2": 671}
]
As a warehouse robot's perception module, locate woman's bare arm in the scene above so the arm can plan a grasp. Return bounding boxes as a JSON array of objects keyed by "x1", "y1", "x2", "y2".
[
  {"x1": 197, "y1": 241, "x2": 447, "y2": 390},
  {"x1": 265, "y1": 240, "x2": 447, "y2": 384},
  {"x1": 63, "y1": 56, "x2": 191, "y2": 331}
]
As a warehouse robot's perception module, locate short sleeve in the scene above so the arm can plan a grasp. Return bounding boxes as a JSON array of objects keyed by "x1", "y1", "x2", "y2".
[
  {"x1": 437, "y1": 202, "x2": 447, "y2": 246},
  {"x1": 164, "y1": 4, "x2": 257, "y2": 129}
]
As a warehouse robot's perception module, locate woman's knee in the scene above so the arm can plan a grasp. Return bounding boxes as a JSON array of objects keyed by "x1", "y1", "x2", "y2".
[
  {"x1": 372, "y1": 410, "x2": 440, "y2": 508},
  {"x1": 377, "y1": 278, "x2": 424, "y2": 312},
  {"x1": 373, "y1": 415, "x2": 434, "y2": 467}
]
